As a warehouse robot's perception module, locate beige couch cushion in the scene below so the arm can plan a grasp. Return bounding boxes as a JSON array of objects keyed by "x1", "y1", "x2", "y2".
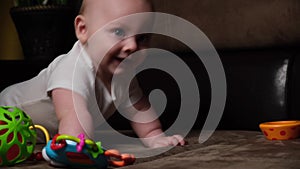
[{"x1": 151, "y1": 0, "x2": 300, "y2": 50}]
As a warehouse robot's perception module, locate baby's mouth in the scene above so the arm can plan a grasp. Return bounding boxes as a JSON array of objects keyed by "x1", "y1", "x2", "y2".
[
  {"x1": 115, "y1": 55, "x2": 132, "y2": 64},
  {"x1": 115, "y1": 56, "x2": 125, "y2": 62}
]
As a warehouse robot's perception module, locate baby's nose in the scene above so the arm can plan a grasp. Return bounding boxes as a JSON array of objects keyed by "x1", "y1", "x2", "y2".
[{"x1": 122, "y1": 36, "x2": 138, "y2": 54}]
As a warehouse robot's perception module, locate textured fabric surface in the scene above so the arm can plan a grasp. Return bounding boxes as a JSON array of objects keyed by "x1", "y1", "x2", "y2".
[{"x1": 4, "y1": 130, "x2": 300, "y2": 169}]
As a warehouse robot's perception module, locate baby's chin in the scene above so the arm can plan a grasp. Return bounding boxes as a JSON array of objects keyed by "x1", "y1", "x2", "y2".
[
  {"x1": 112, "y1": 67, "x2": 126, "y2": 75},
  {"x1": 113, "y1": 66, "x2": 135, "y2": 75},
  {"x1": 116, "y1": 59, "x2": 141, "y2": 71}
]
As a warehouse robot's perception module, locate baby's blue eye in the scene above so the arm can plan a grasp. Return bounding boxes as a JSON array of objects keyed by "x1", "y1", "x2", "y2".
[{"x1": 113, "y1": 28, "x2": 125, "y2": 37}]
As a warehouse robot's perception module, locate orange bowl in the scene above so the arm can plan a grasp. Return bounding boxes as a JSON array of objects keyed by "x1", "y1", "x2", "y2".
[{"x1": 259, "y1": 120, "x2": 300, "y2": 140}]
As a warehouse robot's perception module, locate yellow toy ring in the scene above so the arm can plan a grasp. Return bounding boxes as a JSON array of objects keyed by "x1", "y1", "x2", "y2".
[{"x1": 29, "y1": 125, "x2": 50, "y2": 143}]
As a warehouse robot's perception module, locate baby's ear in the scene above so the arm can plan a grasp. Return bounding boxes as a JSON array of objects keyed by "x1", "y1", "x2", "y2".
[{"x1": 74, "y1": 15, "x2": 88, "y2": 44}]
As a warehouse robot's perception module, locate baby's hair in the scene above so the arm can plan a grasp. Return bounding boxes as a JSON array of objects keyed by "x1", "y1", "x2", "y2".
[{"x1": 78, "y1": 0, "x2": 154, "y2": 15}]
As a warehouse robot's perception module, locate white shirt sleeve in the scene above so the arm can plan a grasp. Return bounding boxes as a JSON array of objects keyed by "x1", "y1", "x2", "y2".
[{"x1": 46, "y1": 42, "x2": 95, "y2": 101}]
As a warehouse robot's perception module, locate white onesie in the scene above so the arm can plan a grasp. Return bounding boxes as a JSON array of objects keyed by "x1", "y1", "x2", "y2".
[{"x1": 0, "y1": 41, "x2": 143, "y2": 138}]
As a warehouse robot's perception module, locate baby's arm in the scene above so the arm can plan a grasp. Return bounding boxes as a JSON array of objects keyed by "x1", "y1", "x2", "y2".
[
  {"x1": 51, "y1": 88, "x2": 94, "y2": 139},
  {"x1": 129, "y1": 97, "x2": 185, "y2": 148}
]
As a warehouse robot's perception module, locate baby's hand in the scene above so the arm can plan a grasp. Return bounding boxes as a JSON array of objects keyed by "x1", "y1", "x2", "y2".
[{"x1": 146, "y1": 134, "x2": 186, "y2": 148}]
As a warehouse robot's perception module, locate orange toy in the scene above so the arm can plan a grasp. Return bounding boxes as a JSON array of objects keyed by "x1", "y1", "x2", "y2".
[{"x1": 259, "y1": 120, "x2": 300, "y2": 140}]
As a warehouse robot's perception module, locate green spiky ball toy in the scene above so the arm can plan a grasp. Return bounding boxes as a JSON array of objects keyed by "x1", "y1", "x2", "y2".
[{"x1": 0, "y1": 106, "x2": 37, "y2": 166}]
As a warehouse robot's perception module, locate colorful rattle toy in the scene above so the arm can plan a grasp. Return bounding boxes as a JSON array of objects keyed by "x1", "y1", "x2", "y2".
[
  {"x1": 43, "y1": 133, "x2": 135, "y2": 168},
  {"x1": 0, "y1": 106, "x2": 37, "y2": 166},
  {"x1": 0, "y1": 105, "x2": 135, "y2": 168}
]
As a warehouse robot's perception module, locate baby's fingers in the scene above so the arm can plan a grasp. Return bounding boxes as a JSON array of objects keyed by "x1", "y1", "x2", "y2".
[{"x1": 169, "y1": 135, "x2": 185, "y2": 146}]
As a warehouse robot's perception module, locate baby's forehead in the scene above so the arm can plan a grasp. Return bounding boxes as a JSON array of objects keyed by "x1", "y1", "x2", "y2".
[
  {"x1": 82, "y1": 0, "x2": 154, "y2": 32},
  {"x1": 105, "y1": 13, "x2": 154, "y2": 31}
]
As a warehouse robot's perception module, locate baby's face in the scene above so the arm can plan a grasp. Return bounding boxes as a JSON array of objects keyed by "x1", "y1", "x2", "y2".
[{"x1": 83, "y1": 0, "x2": 153, "y2": 77}]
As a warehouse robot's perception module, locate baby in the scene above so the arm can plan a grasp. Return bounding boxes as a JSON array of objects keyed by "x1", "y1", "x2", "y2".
[{"x1": 0, "y1": 0, "x2": 185, "y2": 148}]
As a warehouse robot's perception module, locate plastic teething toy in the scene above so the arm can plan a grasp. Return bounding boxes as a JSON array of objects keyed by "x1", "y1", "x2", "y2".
[
  {"x1": 43, "y1": 133, "x2": 135, "y2": 168},
  {"x1": 0, "y1": 106, "x2": 135, "y2": 168},
  {"x1": 0, "y1": 106, "x2": 37, "y2": 166}
]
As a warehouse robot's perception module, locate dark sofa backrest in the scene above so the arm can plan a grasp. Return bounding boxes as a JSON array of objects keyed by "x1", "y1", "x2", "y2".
[
  {"x1": 288, "y1": 52, "x2": 300, "y2": 120},
  {"x1": 152, "y1": 0, "x2": 300, "y2": 50},
  {"x1": 0, "y1": 60, "x2": 49, "y2": 91},
  {"x1": 219, "y1": 48, "x2": 299, "y2": 130}
]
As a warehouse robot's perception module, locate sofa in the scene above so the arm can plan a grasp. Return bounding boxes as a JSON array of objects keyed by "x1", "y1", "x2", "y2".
[{"x1": 1, "y1": 0, "x2": 300, "y2": 168}]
